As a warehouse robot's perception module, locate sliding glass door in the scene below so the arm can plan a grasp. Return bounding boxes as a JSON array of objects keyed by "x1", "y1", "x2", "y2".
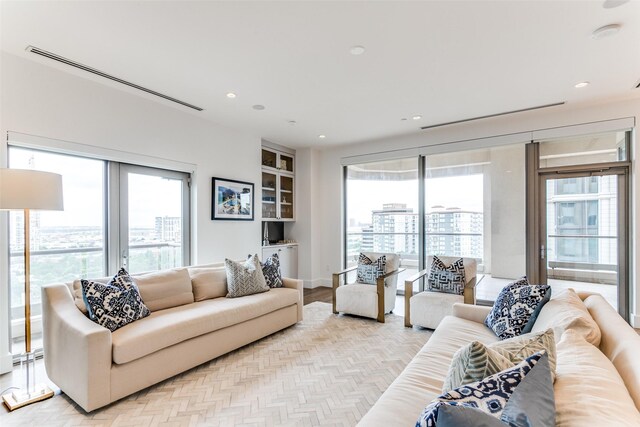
[
  {"x1": 120, "y1": 165, "x2": 190, "y2": 273},
  {"x1": 532, "y1": 130, "x2": 630, "y2": 318},
  {"x1": 345, "y1": 158, "x2": 419, "y2": 288}
]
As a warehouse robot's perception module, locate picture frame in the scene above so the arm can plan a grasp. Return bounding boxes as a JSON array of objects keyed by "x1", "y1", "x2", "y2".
[{"x1": 211, "y1": 177, "x2": 254, "y2": 221}]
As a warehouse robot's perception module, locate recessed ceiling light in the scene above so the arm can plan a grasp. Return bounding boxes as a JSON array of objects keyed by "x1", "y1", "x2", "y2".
[
  {"x1": 574, "y1": 81, "x2": 590, "y2": 88},
  {"x1": 252, "y1": 104, "x2": 265, "y2": 110},
  {"x1": 318, "y1": 134, "x2": 326, "y2": 139},
  {"x1": 603, "y1": 0, "x2": 629, "y2": 9},
  {"x1": 401, "y1": 118, "x2": 408, "y2": 121},
  {"x1": 288, "y1": 120, "x2": 297, "y2": 125},
  {"x1": 350, "y1": 45, "x2": 366, "y2": 55},
  {"x1": 592, "y1": 23, "x2": 622, "y2": 39},
  {"x1": 226, "y1": 92, "x2": 236, "y2": 99},
  {"x1": 412, "y1": 115, "x2": 422, "y2": 120}
]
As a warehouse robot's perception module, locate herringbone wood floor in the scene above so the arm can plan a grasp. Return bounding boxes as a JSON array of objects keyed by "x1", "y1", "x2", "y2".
[{"x1": 1, "y1": 302, "x2": 430, "y2": 426}]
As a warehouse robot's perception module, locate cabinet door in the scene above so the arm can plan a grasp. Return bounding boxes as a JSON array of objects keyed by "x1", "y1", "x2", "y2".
[
  {"x1": 279, "y1": 175, "x2": 294, "y2": 220},
  {"x1": 261, "y1": 171, "x2": 277, "y2": 219},
  {"x1": 261, "y1": 148, "x2": 278, "y2": 169},
  {"x1": 279, "y1": 153, "x2": 294, "y2": 174},
  {"x1": 283, "y1": 245, "x2": 298, "y2": 278},
  {"x1": 262, "y1": 247, "x2": 280, "y2": 260}
]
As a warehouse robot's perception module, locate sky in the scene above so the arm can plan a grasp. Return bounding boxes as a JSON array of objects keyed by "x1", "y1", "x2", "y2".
[
  {"x1": 10, "y1": 147, "x2": 182, "y2": 228},
  {"x1": 346, "y1": 174, "x2": 483, "y2": 226}
]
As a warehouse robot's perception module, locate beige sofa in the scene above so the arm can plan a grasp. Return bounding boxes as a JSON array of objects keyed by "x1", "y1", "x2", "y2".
[
  {"x1": 359, "y1": 290, "x2": 640, "y2": 426},
  {"x1": 41, "y1": 263, "x2": 304, "y2": 412}
]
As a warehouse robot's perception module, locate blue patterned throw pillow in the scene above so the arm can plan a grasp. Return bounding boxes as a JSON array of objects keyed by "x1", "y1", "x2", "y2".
[
  {"x1": 356, "y1": 253, "x2": 386, "y2": 285},
  {"x1": 81, "y1": 268, "x2": 150, "y2": 332},
  {"x1": 484, "y1": 277, "x2": 551, "y2": 340},
  {"x1": 416, "y1": 351, "x2": 552, "y2": 427},
  {"x1": 427, "y1": 256, "x2": 466, "y2": 295}
]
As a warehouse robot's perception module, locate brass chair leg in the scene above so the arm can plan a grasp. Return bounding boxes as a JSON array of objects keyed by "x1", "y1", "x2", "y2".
[
  {"x1": 404, "y1": 279, "x2": 413, "y2": 328},
  {"x1": 332, "y1": 273, "x2": 339, "y2": 314},
  {"x1": 377, "y1": 277, "x2": 385, "y2": 323}
]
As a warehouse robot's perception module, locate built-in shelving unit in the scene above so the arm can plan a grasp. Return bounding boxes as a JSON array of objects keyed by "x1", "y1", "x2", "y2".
[{"x1": 261, "y1": 144, "x2": 295, "y2": 221}]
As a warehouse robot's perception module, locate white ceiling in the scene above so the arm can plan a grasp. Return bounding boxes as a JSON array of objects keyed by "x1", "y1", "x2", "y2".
[{"x1": 2, "y1": 1, "x2": 639, "y2": 148}]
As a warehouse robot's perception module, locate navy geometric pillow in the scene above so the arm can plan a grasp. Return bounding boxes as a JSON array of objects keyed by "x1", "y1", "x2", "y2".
[
  {"x1": 356, "y1": 253, "x2": 386, "y2": 285},
  {"x1": 262, "y1": 253, "x2": 283, "y2": 288},
  {"x1": 484, "y1": 277, "x2": 551, "y2": 340},
  {"x1": 81, "y1": 268, "x2": 150, "y2": 332},
  {"x1": 427, "y1": 256, "x2": 466, "y2": 295},
  {"x1": 248, "y1": 253, "x2": 283, "y2": 288},
  {"x1": 416, "y1": 351, "x2": 548, "y2": 427}
]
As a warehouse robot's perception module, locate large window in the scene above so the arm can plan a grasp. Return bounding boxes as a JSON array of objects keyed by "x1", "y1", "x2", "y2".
[
  {"x1": 8, "y1": 146, "x2": 190, "y2": 355},
  {"x1": 343, "y1": 144, "x2": 527, "y2": 301},
  {"x1": 345, "y1": 158, "x2": 419, "y2": 287}
]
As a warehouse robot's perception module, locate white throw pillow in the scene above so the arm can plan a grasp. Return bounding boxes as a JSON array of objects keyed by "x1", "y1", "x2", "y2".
[
  {"x1": 554, "y1": 329, "x2": 640, "y2": 427},
  {"x1": 531, "y1": 288, "x2": 601, "y2": 347}
]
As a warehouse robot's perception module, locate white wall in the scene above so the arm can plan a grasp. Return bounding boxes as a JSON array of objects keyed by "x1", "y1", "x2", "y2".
[
  {"x1": 313, "y1": 96, "x2": 640, "y2": 326},
  {"x1": 0, "y1": 52, "x2": 263, "y2": 372},
  {"x1": 286, "y1": 147, "x2": 323, "y2": 287}
]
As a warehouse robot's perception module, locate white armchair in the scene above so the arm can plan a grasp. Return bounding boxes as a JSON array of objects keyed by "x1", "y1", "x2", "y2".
[
  {"x1": 332, "y1": 252, "x2": 405, "y2": 323},
  {"x1": 404, "y1": 256, "x2": 477, "y2": 329}
]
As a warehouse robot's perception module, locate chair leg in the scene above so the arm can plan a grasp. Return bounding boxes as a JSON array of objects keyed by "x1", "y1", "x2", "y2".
[
  {"x1": 404, "y1": 280, "x2": 413, "y2": 328},
  {"x1": 332, "y1": 274, "x2": 339, "y2": 314},
  {"x1": 377, "y1": 277, "x2": 385, "y2": 323}
]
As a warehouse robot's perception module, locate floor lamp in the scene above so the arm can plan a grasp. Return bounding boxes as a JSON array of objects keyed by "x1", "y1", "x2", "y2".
[{"x1": 0, "y1": 168, "x2": 63, "y2": 411}]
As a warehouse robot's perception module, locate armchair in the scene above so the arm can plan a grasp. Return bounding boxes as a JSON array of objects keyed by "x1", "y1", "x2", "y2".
[
  {"x1": 332, "y1": 252, "x2": 405, "y2": 323},
  {"x1": 404, "y1": 256, "x2": 477, "y2": 329}
]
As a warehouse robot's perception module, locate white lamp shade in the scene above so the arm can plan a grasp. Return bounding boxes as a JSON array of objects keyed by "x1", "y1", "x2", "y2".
[{"x1": 0, "y1": 168, "x2": 64, "y2": 211}]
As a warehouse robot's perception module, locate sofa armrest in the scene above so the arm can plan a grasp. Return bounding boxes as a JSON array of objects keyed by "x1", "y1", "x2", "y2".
[
  {"x1": 282, "y1": 277, "x2": 304, "y2": 321},
  {"x1": 452, "y1": 302, "x2": 492, "y2": 324},
  {"x1": 42, "y1": 283, "x2": 112, "y2": 412}
]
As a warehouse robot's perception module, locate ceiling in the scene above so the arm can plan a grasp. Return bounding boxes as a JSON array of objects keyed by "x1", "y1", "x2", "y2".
[{"x1": 1, "y1": 1, "x2": 639, "y2": 149}]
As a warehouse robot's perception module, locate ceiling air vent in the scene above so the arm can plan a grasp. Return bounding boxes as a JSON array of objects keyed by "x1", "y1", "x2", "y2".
[
  {"x1": 26, "y1": 45, "x2": 204, "y2": 111},
  {"x1": 421, "y1": 102, "x2": 565, "y2": 130}
]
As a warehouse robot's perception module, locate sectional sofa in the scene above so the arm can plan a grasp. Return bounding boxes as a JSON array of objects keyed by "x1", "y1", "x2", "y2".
[
  {"x1": 358, "y1": 290, "x2": 640, "y2": 426},
  {"x1": 41, "y1": 263, "x2": 303, "y2": 412}
]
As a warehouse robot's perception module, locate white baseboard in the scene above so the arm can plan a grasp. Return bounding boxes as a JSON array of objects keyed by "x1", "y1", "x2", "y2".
[
  {"x1": 303, "y1": 278, "x2": 331, "y2": 289},
  {"x1": 0, "y1": 351, "x2": 13, "y2": 374},
  {"x1": 630, "y1": 313, "x2": 640, "y2": 328}
]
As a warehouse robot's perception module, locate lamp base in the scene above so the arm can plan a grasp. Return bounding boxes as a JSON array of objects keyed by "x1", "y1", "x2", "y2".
[{"x1": 2, "y1": 384, "x2": 54, "y2": 411}]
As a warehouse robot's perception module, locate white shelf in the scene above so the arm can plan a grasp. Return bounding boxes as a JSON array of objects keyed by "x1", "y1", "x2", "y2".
[
  {"x1": 281, "y1": 202, "x2": 292, "y2": 205},
  {"x1": 262, "y1": 201, "x2": 275, "y2": 204},
  {"x1": 280, "y1": 189, "x2": 292, "y2": 193},
  {"x1": 262, "y1": 187, "x2": 276, "y2": 191}
]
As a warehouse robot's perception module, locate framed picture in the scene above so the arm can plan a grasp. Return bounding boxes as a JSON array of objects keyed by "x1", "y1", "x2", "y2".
[{"x1": 211, "y1": 177, "x2": 254, "y2": 221}]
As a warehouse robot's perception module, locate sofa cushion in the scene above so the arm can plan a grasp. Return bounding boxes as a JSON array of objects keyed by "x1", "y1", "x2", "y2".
[
  {"x1": 111, "y1": 287, "x2": 300, "y2": 364},
  {"x1": 554, "y1": 329, "x2": 640, "y2": 426},
  {"x1": 411, "y1": 291, "x2": 463, "y2": 330},
  {"x1": 188, "y1": 266, "x2": 227, "y2": 301},
  {"x1": 133, "y1": 268, "x2": 194, "y2": 311},
  {"x1": 484, "y1": 277, "x2": 551, "y2": 340},
  {"x1": 225, "y1": 255, "x2": 269, "y2": 298},
  {"x1": 531, "y1": 288, "x2": 601, "y2": 347}
]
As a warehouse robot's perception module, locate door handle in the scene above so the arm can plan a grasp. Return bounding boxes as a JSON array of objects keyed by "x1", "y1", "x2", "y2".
[
  {"x1": 122, "y1": 250, "x2": 128, "y2": 268},
  {"x1": 540, "y1": 244, "x2": 545, "y2": 260}
]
